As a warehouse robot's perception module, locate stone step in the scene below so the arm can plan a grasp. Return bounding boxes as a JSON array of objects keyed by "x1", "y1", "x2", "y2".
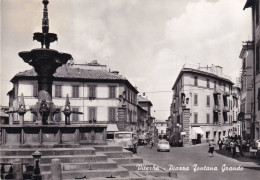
[
  {"x1": 93, "y1": 145, "x2": 123, "y2": 152},
  {"x1": 41, "y1": 167, "x2": 129, "y2": 179},
  {"x1": 138, "y1": 171, "x2": 172, "y2": 178},
  {"x1": 103, "y1": 151, "x2": 133, "y2": 158},
  {"x1": 0, "y1": 147, "x2": 96, "y2": 156},
  {"x1": 40, "y1": 159, "x2": 118, "y2": 172},
  {"x1": 0, "y1": 153, "x2": 107, "y2": 164},
  {"x1": 0, "y1": 144, "x2": 81, "y2": 149},
  {"x1": 112, "y1": 157, "x2": 143, "y2": 165}
]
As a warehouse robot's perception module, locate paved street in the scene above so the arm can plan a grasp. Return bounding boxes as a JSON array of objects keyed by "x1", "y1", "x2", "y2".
[{"x1": 137, "y1": 144, "x2": 260, "y2": 180}]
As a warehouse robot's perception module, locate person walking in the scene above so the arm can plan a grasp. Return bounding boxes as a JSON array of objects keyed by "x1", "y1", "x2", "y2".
[
  {"x1": 232, "y1": 141, "x2": 237, "y2": 158},
  {"x1": 208, "y1": 139, "x2": 215, "y2": 157},
  {"x1": 150, "y1": 139, "x2": 154, "y2": 149},
  {"x1": 218, "y1": 139, "x2": 223, "y2": 150}
]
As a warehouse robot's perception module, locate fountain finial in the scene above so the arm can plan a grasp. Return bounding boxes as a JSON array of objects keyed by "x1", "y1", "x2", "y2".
[
  {"x1": 42, "y1": 0, "x2": 49, "y2": 33},
  {"x1": 33, "y1": 0, "x2": 57, "y2": 49}
]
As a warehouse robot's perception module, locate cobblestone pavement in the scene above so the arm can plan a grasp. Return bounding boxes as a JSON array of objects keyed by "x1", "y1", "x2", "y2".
[{"x1": 136, "y1": 144, "x2": 260, "y2": 180}]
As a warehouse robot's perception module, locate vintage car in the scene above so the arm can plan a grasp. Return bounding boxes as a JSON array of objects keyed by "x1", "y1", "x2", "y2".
[
  {"x1": 114, "y1": 131, "x2": 138, "y2": 153},
  {"x1": 157, "y1": 140, "x2": 170, "y2": 152}
]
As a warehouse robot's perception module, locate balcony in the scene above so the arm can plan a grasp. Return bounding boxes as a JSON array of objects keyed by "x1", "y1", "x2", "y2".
[
  {"x1": 223, "y1": 91, "x2": 231, "y2": 96},
  {"x1": 213, "y1": 105, "x2": 221, "y2": 112},
  {"x1": 213, "y1": 88, "x2": 221, "y2": 94},
  {"x1": 223, "y1": 106, "x2": 230, "y2": 112},
  {"x1": 232, "y1": 93, "x2": 238, "y2": 98}
]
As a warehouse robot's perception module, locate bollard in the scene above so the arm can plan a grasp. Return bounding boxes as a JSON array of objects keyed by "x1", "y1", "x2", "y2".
[
  {"x1": 32, "y1": 151, "x2": 42, "y2": 180},
  {"x1": 51, "y1": 159, "x2": 62, "y2": 180},
  {"x1": 12, "y1": 159, "x2": 23, "y2": 180}
]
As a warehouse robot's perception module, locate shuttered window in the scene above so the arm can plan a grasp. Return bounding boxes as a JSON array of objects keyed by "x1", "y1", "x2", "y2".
[
  {"x1": 194, "y1": 94, "x2": 198, "y2": 106},
  {"x1": 55, "y1": 85, "x2": 62, "y2": 97},
  {"x1": 194, "y1": 113, "x2": 198, "y2": 123},
  {"x1": 89, "y1": 107, "x2": 96, "y2": 121},
  {"x1": 206, "y1": 95, "x2": 210, "y2": 106},
  {"x1": 72, "y1": 86, "x2": 79, "y2": 98},
  {"x1": 109, "y1": 86, "x2": 116, "y2": 98},
  {"x1": 89, "y1": 85, "x2": 96, "y2": 99},
  {"x1": 109, "y1": 107, "x2": 116, "y2": 123},
  {"x1": 33, "y1": 83, "x2": 38, "y2": 97}
]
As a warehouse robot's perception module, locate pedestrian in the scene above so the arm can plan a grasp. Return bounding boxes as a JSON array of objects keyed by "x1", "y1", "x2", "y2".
[
  {"x1": 218, "y1": 139, "x2": 223, "y2": 150},
  {"x1": 232, "y1": 141, "x2": 237, "y2": 158},
  {"x1": 208, "y1": 139, "x2": 215, "y2": 157},
  {"x1": 150, "y1": 139, "x2": 154, "y2": 149}
]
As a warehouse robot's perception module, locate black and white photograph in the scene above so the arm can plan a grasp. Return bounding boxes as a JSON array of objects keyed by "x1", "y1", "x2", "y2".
[{"x1": 0, "y1": 0, "x2": 260, "y2": 179}]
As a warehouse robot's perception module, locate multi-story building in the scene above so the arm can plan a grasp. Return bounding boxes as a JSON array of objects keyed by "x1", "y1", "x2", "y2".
[
  {"x1": 170, "y1": 64, "x2": 240, "y2": 146},
  {"x1": 137, "y1": 95, "x2": 154, "y2": 139},
  {"x1": 239, "y1": 42, "x2": 253, "y2": 139},
  {"x1": 243, "y1": 0, "x2": 260, "y2": 140},
  {"x1": 155, "y1": 120, "x2": 167, "y2": 139},
  {"x1": 7, "y1": 61, "x2": 139, "y2": 132}
]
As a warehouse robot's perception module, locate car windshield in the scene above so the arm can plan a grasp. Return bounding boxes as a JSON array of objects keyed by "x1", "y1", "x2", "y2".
[
  {"x1": 114, "y1": 133, "x2": 132, "y2": 139},
  {"x1": 159, "y1": 141, "x2": 169, "y2": 145}
]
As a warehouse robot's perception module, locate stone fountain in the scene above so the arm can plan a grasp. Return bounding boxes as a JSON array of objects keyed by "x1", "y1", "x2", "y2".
[{"x1": 1, "y1": 0, "x2": 107, "y2": 147}]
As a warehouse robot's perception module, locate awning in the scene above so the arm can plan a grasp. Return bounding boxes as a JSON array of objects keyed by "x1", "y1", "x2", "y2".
[
  {"x1": 107, "y1": 124, "x2": 119, "y2": 132},
  {"x1": 191, "y1": 127, "x2": 204, "y2": 139},
  {"x1": 0, "y1": 112, "x2": 9, "y2": 117},
  {"x1": 181, "y1": 132, "x2": 186, "y2": 136}
]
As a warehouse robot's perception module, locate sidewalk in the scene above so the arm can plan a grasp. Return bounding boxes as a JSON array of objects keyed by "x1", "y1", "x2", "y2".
[{"x1": 215, "y1": 147, "x2": 260, "y2": 170}]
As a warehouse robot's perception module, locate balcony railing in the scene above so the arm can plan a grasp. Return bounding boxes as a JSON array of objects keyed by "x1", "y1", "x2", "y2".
[
  {"x1": 213, "y1": 88, "x2": 221, "y2": 94},
  {"x1": 223, "y1": 106, "x2": 230, "y2": 112},
  {"x1": 223, "y1": 91, "x2": 231, "y2": 96},
  {"x1": 213, "y1": 105, "x2": 221, "y2": 112}
]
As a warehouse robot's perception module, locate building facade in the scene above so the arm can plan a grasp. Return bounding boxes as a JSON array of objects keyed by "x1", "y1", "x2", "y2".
[
  {"x1": 137, "y1": 96, "x2": 154, "y2": 140},
  {"x1": 239, "y1": 43, "x2": 254, "y2": 139},
  {"x1": 244, "y1": 0, "x2": 260, "y2": 140},
  {"x1": 7, "y1": 61, "x2": 139, "y2": 132},
  {"x1": 155, "y1": 120, "x2": 167, "y2": 139},
  {"x1": 170, "y1": 64, "x2": 241, "y2": 146}
]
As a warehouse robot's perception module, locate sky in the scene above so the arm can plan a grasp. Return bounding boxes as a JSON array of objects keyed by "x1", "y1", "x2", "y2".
[{"x1": 1, "y1": 0, "x2": 251, "y2": 120}]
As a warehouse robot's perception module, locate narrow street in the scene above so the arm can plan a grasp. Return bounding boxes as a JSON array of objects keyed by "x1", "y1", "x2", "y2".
[{"x1": 137, "y1": 144, "x2": 260, "y2": 180}]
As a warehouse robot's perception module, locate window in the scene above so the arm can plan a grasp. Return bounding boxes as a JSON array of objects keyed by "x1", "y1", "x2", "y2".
[
  {"x1": 89, "y1": 107, "x2": 96, "y2": 121},
  {"x1": 55, "y1": 85, "x2": 62, "y2": 97},
  {"x1": 242, "y1": 58, "x2": 246, "y2": 71},
  {"x1": 89, "y1": 85, "x2": 96, "y2": 99},
  {"x1": 207, "y1": 114, "x2": 210, "y2": 124},
  {"x1": 206, "y1": 132, "x2": 210, "y2": 139},
  {"x1": 257, "y1": 0, "x2": 259, "y2": 24},
  {"x1": 72, "y1": 85, "x2": 79, "y2": 98},
  {"x1": 109, "y1": 107, "x2": 116, "y2": 123},
  {"x1": 33, "y1": 83, "x2": 38, "y2": 97},
  {"x1": 194, "y1": 94, "x2": 198, "y2": 106},
  {"x1": 72, "y1": 108, "x2": 79, "y2": 122},
  {"x1": 194, "y1": 113, "x2": 198, "y2": 123},
  {"x1": 258, "y1": 88, "x2": 260, "y2": 110},
  {"x1": 206, "y1": 95, "x2": 210, "y2": 106},
  {"x1": 194, "y1": 76, "x2": 198, "y2": 86},
  {"x1": 257, "y1": 45, "x2": 260, "y2": 73},
  {"x1": 109, "y1": 86, "x2": 116, "y2": 98},
  {"x1": 206, "y1": 79, "x2": 210, "y2": 88},
  {"x1": 55, "y1": 112, "x2": 62, "y2": 122}
]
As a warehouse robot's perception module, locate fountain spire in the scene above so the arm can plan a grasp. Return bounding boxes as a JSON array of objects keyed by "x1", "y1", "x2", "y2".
[
  {"x1": 33, "y1": 0, "x2": 58, "y2": 49},
  {"x1": 42, "y1": 0, "x2": 49, "y2": 33}
]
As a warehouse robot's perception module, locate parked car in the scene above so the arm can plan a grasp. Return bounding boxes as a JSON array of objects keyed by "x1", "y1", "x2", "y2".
[
  {"x1": 114, "y1": 131, "x2": 138, "y2": 153},
  {"x1": 157, "y1": 140, "x2": 170, "y2": 152}
]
